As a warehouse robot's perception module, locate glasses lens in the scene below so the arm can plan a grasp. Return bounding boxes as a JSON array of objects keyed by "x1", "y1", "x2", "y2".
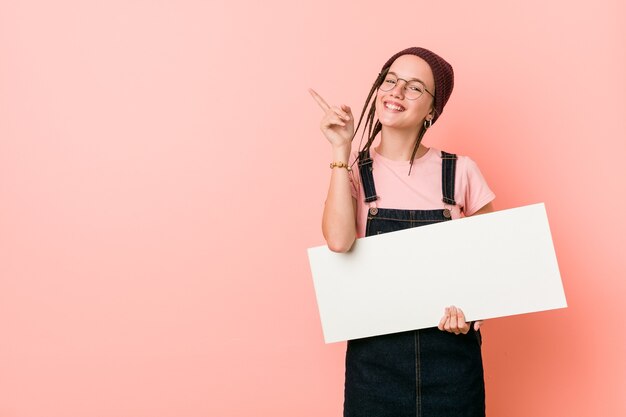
[
  {"x1": 404, "y1": 82, "x2": 425, "y2": 100},
  {"x1": 379, "y1": 74, "x2": 425, "y2": 100},
  {"x1": 380, "y1": 74, "x2": 397, "y2": 92}
]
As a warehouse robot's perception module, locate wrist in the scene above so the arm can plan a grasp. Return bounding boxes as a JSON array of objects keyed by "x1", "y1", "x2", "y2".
[
  {"x1": 329, "y1": 161, "x2": 352, "y2": 172},
  {"x1": 331, "y1": 144, "x2": 351, "y2": 161}
]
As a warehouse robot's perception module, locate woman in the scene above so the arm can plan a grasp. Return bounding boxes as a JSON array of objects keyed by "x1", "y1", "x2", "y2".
[{"x1": 310, "y1": 47, "x2": 495, "y2": 417}]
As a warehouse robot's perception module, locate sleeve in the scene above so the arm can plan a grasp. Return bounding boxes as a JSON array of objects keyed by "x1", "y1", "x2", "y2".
[{"x1": 459, "y1": 156, "x2": 495, "y2": 216}]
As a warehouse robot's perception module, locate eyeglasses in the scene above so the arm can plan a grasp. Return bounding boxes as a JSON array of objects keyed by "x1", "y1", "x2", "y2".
[{"x1": 379, "y1": 74, "x2": 435, "y2": 100}]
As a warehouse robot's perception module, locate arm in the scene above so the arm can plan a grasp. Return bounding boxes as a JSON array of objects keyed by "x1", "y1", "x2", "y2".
[
  {"x1": 310, "y1": 89, "x2": 358, "y2": 253},
  {"x1": 322, "y1": 148, "x2": 357, "y2": 252}
]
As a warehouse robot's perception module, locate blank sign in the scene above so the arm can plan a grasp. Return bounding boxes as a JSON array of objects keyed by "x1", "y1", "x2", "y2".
[{"x1": 307, "y1": 203, "x2": 567, "y2": 343}]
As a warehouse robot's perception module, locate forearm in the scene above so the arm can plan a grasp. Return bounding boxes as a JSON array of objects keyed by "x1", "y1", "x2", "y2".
[{"x1": 322, "y1": 145, "x2": 357, "y2": 253}]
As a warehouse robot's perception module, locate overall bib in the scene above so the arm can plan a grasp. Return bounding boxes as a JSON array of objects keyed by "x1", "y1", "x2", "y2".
[{"x1": 343, "y1": 150, "x2": 485, "y2": 417}]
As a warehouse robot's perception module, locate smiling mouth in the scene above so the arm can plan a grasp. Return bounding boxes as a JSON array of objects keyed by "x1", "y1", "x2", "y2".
[{"x1": 384, "y1": 101, "x2": 406, "y2": 111}]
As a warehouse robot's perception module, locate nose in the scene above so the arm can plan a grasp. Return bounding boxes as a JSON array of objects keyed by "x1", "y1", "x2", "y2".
[{"x1": 390, "y1": 79, "x2": 406, "y2": 98}]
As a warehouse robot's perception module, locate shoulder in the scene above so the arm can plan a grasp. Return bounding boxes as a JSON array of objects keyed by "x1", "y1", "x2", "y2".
[
  {"x1": 456, "y1": 154, "x2": 486, "y2": 178},
  {"x1": 432, "y1": 148, "x2": 470, "y2": 162},
  {"x1": 437, "y1": 150, "x2": 482, "y2": 172},
  {"x1": 447, "y1": 152, "x2": 495, "y2": 215}
]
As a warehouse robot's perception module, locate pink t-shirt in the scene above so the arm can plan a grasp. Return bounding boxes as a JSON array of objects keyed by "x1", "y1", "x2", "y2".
[{"x1": 349, "y1": 147, "x2": 495, "y2": 238}]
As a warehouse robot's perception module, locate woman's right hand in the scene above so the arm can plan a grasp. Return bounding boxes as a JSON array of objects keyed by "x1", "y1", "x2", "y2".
[
  {"x1": 309, "y1": 88, "x2": 354, "y2": 149},
  {"x1": 438, "y1": 306, "x2": 483, "y2": 334}
]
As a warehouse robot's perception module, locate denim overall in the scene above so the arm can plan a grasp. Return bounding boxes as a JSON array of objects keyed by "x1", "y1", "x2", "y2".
[{"x1": 343, "y1": 150, "x2": 485, "y2": 417}]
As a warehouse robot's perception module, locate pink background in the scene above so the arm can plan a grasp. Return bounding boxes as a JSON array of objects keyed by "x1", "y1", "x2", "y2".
[{"x1": 1, "y1": 1, "x2": 624, "y2": 416}]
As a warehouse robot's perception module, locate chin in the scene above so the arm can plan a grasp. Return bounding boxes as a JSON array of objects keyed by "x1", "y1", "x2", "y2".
[{"x1": 378, "y1": 117, "x2": 415, "y2": 131}]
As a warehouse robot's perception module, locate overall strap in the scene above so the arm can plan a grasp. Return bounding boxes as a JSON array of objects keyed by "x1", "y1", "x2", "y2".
[
  {"x1": 358, "y1": 150, "x2": 378, "y2": 203},
  {"x1": 441, "y1": 151, "x2": 457, "y2": 205}
]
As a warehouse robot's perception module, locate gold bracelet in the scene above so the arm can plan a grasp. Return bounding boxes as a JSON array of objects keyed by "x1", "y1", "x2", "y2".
[{"x1": 330, "y1": 161, "x2": 352, "y2": 172}]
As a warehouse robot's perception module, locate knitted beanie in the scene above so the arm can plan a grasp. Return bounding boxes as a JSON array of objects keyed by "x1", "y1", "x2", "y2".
[{"x1": 381, "y1": 47, "x2": 454, "y2": 125}]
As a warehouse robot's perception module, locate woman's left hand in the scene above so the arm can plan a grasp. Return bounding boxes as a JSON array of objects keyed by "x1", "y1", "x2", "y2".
[{"x1": 437, "y1": 306, "x2": 483, "y2": 335}]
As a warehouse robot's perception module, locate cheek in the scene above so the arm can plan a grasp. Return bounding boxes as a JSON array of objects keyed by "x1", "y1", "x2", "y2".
[
  {"x1": 374, "y1": 92, "x2": 384, "y2": 118},
  {"x1": 410, "y1": 100, "x2": 432, "y2": 118},
  {"x1": 375, "y1": 90, "x2": 383, "y2": 106}
]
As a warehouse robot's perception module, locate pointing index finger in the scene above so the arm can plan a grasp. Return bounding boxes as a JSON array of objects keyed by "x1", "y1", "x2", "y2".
[{"x1": 308, "y1": 88, "x2": 331, "y2": 111}]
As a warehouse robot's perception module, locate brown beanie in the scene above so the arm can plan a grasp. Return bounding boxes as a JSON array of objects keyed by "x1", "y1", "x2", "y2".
[{"x1": 381, "y1": 47, "x2": 454, "y2": 125}]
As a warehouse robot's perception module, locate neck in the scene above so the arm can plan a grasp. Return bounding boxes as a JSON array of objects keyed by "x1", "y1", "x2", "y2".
[{"x1": 376, "y1": 126, "x2": 428, "y2": 161}]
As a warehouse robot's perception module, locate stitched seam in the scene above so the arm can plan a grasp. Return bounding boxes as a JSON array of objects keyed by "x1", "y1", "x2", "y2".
[
  {"x1": 449, "y1": 155, "x2": 457, "y2": 205},
  {"x1": 415, "y1": 330, "x2": 421, "y2": 417},
  {"x1": 442, "y1": 152, "x2": 457, "y2": 206},
  {"x1": 359, "y1": 158, "x2": 378, "y2": 203},
  {"x1": 367, "y1": 217, "x2": 445, "y2": 223},
  {"x1": 443, "y1": 156, "x2": 449, "y2": 205}
]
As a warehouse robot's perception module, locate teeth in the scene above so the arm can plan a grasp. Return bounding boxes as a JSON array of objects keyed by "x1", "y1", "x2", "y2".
[{"x1": 385, "y1": 103, "x2": 404, "y2": 111}]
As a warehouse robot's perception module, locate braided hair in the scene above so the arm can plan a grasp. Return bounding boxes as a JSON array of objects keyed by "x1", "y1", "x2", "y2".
[{"x1": 351, "y1": 67, "x2": 436, "y2": 175}]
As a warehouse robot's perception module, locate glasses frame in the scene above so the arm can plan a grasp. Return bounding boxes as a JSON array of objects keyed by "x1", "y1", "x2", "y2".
[{"x1": 379, "y1": 74, "x2": 435, "y2": 101}]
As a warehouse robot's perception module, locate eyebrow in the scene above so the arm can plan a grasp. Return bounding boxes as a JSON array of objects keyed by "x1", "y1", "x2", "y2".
[{"x1": 388, "y1": 71, "x2": 427, "y2": 86}]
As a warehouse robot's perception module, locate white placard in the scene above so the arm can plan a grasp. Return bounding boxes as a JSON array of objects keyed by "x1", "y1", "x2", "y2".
[{"x1": 307, "y1": 203, "x2": 567, "y2": 343}]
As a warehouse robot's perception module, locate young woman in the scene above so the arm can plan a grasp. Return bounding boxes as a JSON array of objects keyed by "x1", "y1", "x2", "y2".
[{"x1": 310, "y1": 47, "x2": 495, "y2": 417}]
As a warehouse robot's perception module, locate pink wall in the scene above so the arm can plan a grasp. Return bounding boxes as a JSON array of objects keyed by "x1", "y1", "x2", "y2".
[{"x1": 1, "y1": 0, "x2": 624, "y2": 416}]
